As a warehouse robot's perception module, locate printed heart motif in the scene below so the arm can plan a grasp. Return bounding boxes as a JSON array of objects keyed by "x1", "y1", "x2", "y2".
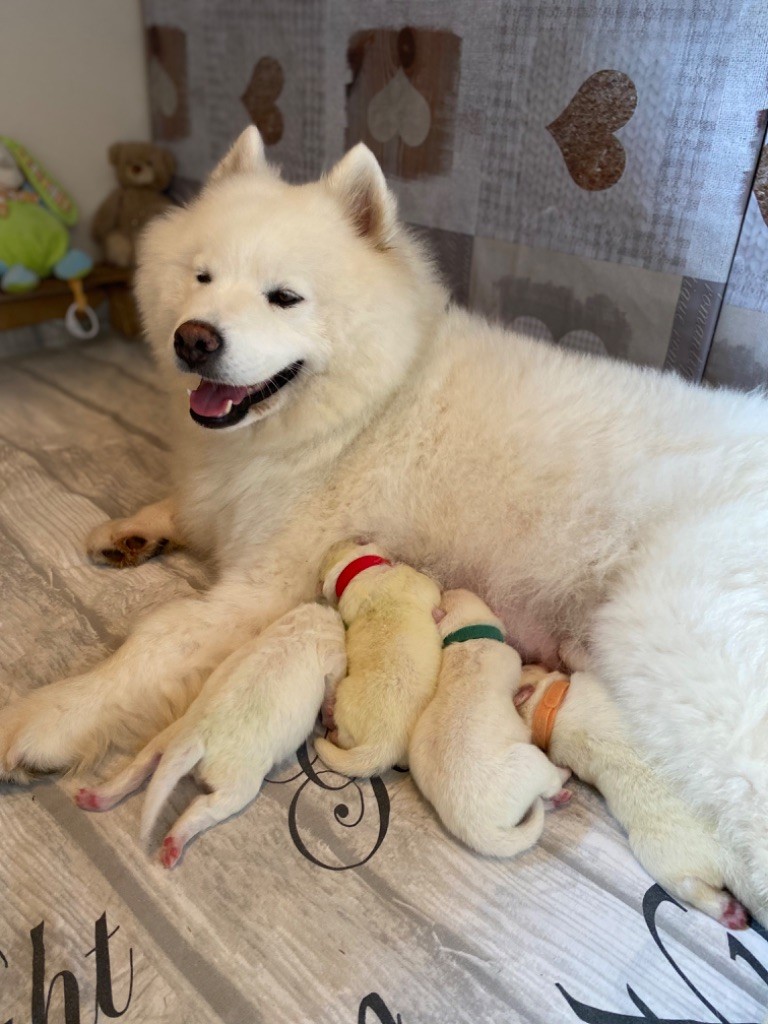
[
  {"x1": 753, "y1": 145, "x2": 768, "y2": 227},
  {"x1": 148, "y1": 56, "x2": 178, "y2": 119},
  {"x1": 546, "y1": 70, "x2": 637, "y2": 191},
  {"x1": 512, "y1": 316, "x2": 609, "y2": 357},
  {"x1": 241, "y1": 56, "x2": 284, "y2": 145},
  {"x1": 146, "y1": 24, "x2": 189, "y2": 140},
  {"x1": 367, "y1": 67, "x2": 431, "y2": 148}
]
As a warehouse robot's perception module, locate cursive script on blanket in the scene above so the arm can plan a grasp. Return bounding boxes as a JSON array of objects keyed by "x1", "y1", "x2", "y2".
[
  {"x1": 0, "y1": 912, "x2": 132, "y2": 1024},
  {"x1": 559, "y1": 885, "x2": 768, "y2": 1023},
  {"x1": 265, "y1": 739, "x2": 391, "y2": 870}
]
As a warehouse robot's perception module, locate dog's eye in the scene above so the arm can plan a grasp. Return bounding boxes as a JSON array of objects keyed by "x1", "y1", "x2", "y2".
[
  {"x1": 196, "y1": 271, "x2": 212, "y2": 284},
  {"x1": 267, "y1": 288, "x2": 303, "y2": 308}
]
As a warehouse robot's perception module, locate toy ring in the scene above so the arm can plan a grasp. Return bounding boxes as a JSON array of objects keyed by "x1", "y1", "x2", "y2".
[{"x1": 65, "y1": 301, "x2": 99, "y2": 339}]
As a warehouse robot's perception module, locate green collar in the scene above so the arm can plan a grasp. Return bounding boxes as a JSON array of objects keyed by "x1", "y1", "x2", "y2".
[{"x1": 442, "y1": 624, "x2": 505, "y2": 648}]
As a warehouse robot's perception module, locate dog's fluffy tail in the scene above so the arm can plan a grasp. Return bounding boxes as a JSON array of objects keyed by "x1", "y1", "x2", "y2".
[
  {"x1": 314, "y1": 735, "x2": 399, "y2": 779},
  {"x1": 463, "y1": 798, "x2": 546, "y2": 858},
  {"x1": 140, "y1": 731, "x2": 205, "y2": 843}
]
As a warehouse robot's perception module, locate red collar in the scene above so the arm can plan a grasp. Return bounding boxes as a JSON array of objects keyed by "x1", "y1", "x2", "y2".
[{"x1": 335, "y1": 555, "x2": 391, "y2": 601}]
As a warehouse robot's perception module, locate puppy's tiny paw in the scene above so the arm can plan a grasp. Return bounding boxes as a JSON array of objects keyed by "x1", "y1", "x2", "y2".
[
  {"x1": 545, "y1": 788, "x2": 572, "y2": 811},
  {"x1": 75, "y1": 787, "x2": 104, "y2": 811},
  {"x1": 160, "y1": 835, "x2": 182, "y2": 869},
  {"x1": 719, "y1": 897, "x2": 749, "y2": 930}
]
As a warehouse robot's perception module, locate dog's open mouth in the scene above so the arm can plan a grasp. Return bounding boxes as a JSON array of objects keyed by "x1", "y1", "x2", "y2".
[{"x1": 188, "y1": 361, "x2": 304, "y2": 428}]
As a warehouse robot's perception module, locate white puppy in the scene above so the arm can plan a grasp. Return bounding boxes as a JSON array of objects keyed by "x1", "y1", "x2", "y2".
[
  {"x1": 410, "y1": 590, "x2": 569, "y2": 858},
  {"x1": 314, "y1": 541, "x2": 442, "y2": 778},
  {"x1": 75, "y1": 603, "x2": 346, "y2": 867},
  {"x1": 515, "y1": 666, "x2": 749, "y2": 928}
]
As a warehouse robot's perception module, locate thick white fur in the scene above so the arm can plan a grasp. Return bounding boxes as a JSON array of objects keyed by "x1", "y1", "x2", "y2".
[
  {"x1": 410, "y1": 590, "x2": 567, "y2": 857},
  {"x1": 76, "y1": 603, "x2": 346, "y2": 866},
  {"x1": 515, "y1": 666, "x2": 749, "y2": 928},
  {"x1": 2, "y1": 128, "x2": 768, "y2": 919},
  {"x1": 314, "y1": 541, "x2": 442, "y2": 777}
]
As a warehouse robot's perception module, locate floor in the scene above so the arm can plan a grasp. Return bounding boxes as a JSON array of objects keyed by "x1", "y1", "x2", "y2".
[{"x1": 0, "y1": 330, "x2": 766, "y2": 1024}]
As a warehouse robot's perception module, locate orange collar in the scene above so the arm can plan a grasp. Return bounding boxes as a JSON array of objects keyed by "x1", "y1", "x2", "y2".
[{"x1": 530, "y1": 675, "x2": 570, "y2": 752}]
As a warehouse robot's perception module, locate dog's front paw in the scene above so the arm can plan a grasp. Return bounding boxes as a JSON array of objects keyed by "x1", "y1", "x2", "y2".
[
  {"x1": 86, "y1": 518, "x2": 168, "y2": 568},
  {"x1": 0, "y1": 682, "x2": 100, "y2": 781}
]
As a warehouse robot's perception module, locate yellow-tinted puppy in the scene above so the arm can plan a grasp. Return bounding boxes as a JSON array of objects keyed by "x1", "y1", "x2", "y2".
[{"x1": 314, "y1": 541, "x2": 442, "y2": 778}]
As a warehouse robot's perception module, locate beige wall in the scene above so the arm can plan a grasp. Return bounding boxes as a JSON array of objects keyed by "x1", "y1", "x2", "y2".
[{"x1": 1, "y1": 0, "x2": 151, "y2": 255}]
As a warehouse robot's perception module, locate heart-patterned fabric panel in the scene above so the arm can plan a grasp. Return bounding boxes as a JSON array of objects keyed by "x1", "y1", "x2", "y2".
[
  {"x1": 140, "y1": 0, "x2": 768, "y2": 389},
  {"x1": 546, "y1": 70, "x2": 637, "y2": 192},
  {"x1": 241, "y1": 56, "x2": 285, "y2": 145},
  {"x1": 346, "y1": 26, "x2": 461, "y2": 181}
]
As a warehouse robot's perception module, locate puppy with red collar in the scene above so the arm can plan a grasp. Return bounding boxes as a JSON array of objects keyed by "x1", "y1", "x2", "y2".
[
  {"x1": 409, "y1": 589, "x2": 570, "y2": 858},
  {"x1": 314, "y1": 540, "x2": 442, "y2": 778},
  {"x1": 75, "y1": 603, "x2": 346, "y2": 867},
  {"x1": 514, "y1": 666, "x2": 749, "y2": 928}
]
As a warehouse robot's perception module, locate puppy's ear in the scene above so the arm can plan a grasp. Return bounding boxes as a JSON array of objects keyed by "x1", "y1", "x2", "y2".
[
  {"x1": 326, "y1": 144, "x2": 397, "y2": 248},
  {"x1": 207, "y1": 127, "x2": 275, "y2": 185}
]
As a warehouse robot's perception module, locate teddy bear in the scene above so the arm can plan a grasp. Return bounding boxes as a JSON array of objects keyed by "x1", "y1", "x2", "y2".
[{"x1": 92, "y1": 142, "x2": 175, "y2": 267}]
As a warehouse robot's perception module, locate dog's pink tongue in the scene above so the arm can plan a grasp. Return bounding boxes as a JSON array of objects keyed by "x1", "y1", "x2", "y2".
[{"x1": 189, "y1": 381, "x2": 249, "y2": 417}]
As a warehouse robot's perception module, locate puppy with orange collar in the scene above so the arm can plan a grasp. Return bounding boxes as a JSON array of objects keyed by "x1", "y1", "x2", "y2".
[
  {"x1": 314, "y1": 540, "x2": 442, "y2": 778},
  {"x1": 409, "y1": 589, "x2": 570, "y2": 858},
  {"x1": 514, "y1": 666, "x2": 749, "y2": 928}
]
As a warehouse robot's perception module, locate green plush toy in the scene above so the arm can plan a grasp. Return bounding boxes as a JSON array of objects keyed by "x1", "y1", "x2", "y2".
[{"x1": 0, "y1": 136, "x2": 92, "y2": 294}]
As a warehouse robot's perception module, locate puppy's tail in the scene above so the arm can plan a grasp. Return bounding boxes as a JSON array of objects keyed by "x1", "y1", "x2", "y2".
[
  {"x1": 465, "y1": 798, "x2": 546, "y2": 858},
  {"x1": 314, "y1": 735, "x2": 399, "y2": 779},
  {"x1": 140, "y1": 730, "x2": 205, "y2": 843}
]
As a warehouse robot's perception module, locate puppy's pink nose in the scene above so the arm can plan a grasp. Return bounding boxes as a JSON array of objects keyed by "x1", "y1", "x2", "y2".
[{"x1": 174, "y1": 320, "x2": 223, "y2": 370}]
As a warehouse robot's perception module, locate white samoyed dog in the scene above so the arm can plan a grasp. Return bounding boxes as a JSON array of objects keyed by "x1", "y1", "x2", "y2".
[{"x1": 3, "y1": 127, "x2": 768, "y2": 922}]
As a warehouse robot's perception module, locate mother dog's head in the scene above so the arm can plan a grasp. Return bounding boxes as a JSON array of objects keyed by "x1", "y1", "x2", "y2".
[{"x1": 135, "y1": 127, "x2": 446, "y2": 445}]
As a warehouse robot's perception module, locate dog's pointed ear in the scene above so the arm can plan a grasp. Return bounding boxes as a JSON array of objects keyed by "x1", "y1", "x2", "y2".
[
  {"x1": 207, "y1": 127, "x2": 275, "y2": 184},
  {"x1": 326, "y1": 144, "x2": 397, "y2": 247}
]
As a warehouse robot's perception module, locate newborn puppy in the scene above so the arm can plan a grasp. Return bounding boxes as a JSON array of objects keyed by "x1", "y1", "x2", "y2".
[
  {"x1": 409, "y1": 589, "x2": 569, "y2": 857},
  {"x1": 76, "y1": 603, "x2": 346, "y2": 867},
  {"x1": 313, "y1": 540, "x2": 442, "y2": 778},
  {"x1": 515, "y1": 666, "x2": 749, "y2": 929}
]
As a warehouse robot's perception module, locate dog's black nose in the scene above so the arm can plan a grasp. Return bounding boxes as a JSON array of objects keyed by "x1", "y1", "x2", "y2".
[{"x1": 173, "y1": 320, "x2": 223, "y2": 370}]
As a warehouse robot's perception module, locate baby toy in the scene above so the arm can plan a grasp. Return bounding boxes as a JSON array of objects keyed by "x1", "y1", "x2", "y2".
[{"x1": 0, "y1": 137, "x2": 97, "y2": 337}]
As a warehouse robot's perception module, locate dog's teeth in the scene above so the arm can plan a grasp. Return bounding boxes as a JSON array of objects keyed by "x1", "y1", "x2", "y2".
[
  {"x1": 186, "y1": 388, "x2": 192, "y2": 396},
  {"x1": 223, "y1": 400, "x2": 233, "y2": 414}
]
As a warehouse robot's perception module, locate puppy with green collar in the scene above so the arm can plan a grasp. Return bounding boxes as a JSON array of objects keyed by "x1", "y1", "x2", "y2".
[
  {"x1": 514, "y1": 665, "x2": 749, "y2": 928},
  {"x1": 409, "y1": 589, "x2": 570, "y2": 858},
  {"x1": 314, "y1": 540, "x2": 442, "y2": 778}
]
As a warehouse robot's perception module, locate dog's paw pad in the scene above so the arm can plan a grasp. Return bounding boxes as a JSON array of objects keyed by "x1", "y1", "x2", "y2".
[
  {"x1": 719, "y1": 897, "x2": 749, "y2": 930},
  {"x1": 160, "y1": 835, "x2": 182, "y2": 869},
  {"x1": 88, "y1": 523, "x2": 169, "y2": 569},
  {"x1": 123, "y1": 535, "x2": 148, "y2": 552},
  {"x1": 75, "y1": 788, "x2": 103, "y2": 811}
]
